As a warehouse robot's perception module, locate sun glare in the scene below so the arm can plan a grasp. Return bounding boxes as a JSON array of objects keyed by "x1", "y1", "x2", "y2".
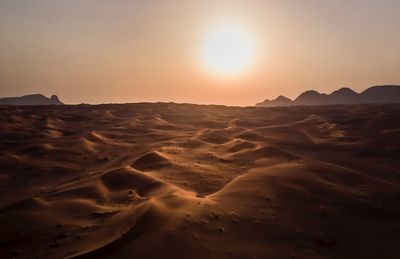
[{"x1": 200, "y1": 23, "x2": 256, "y2": 76}]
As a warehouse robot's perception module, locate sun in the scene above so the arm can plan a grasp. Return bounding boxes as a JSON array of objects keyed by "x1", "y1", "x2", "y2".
[{"x1": 200, "y1": 23, "x2": 256, "y2": 76}]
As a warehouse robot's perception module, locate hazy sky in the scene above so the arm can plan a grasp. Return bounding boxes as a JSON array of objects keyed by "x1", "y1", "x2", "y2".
[{"x1": 1, "y1": 0, "x2": 400, "y2": 105}]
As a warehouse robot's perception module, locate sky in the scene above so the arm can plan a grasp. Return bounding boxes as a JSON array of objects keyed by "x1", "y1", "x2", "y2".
[{"x1": 1, "y1": 0, "x2": 400, "y2": 106}]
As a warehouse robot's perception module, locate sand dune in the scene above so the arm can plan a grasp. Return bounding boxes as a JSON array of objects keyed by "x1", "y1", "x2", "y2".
[{"x1": 0, "y1": 103, "x2": 399, "y2": 258}]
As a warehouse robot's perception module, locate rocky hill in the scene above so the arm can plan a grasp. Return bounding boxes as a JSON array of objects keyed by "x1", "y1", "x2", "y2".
[
  {"x1": 256, "y1": 85, "x2": 400, "y2": 106},
  {"x1": 0, "y1": 94, "x2": 64, "y2": 105}
]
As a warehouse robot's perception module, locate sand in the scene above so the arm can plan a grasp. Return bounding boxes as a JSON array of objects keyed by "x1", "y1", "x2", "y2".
[{"x1": 0, "y1": 103, "x2": 399, "y2": 258}]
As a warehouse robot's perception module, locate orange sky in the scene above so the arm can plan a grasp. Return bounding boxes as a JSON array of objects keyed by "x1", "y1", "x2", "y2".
[{"x1": 1, "y1": 0, "x2": 400, "y2": 106}]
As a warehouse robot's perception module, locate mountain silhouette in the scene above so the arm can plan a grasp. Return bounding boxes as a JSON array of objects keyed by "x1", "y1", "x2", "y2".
[
  {"x1": 0, "y1": 94, "x2": 64, "y2": 105},
  {"x1": 257, "y1": 95, "x2": 292, "y2": 106},
  {"x1": 256, "y1": 85, "x2": 400, "y2": 107}
]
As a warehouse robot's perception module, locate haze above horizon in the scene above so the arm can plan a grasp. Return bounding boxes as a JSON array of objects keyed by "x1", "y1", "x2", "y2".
[{"x1": 1, "y1": 0, "x2": 400, "y2": 106}]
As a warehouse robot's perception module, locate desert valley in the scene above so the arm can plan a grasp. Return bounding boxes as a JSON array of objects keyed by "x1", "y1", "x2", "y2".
[{"x1": 0, "y1": 101, "x2": 399, "y2": 258}]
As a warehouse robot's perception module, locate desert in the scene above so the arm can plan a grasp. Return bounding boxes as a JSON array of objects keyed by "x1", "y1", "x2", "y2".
[
  {"x1": 0, "y1": 103, "x2": 399, "y2": 258},
  {"x1": 2, "y1": 2, "x2": 400, "y2": 258}
]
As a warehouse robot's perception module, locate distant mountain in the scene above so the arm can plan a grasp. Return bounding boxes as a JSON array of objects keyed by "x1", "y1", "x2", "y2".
[
  {"x1": 257, "y1": 95, "x2": 292, "y2": 106},
  {"x1": 0, "y1": 94, "x2": 64, "y2": 105},
  {"x1": 256, "y1": 85, "x2": 400, "y2": 107}
]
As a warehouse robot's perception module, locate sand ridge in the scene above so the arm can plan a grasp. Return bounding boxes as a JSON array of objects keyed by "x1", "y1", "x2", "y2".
[{"x1": 0, "y1": 103, "x2": 399, "y2": 258}]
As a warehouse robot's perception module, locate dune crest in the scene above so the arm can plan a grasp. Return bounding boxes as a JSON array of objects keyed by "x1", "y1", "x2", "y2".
[{"x1": 131, "y1": 152, "x2": 172, "y2": 172}]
